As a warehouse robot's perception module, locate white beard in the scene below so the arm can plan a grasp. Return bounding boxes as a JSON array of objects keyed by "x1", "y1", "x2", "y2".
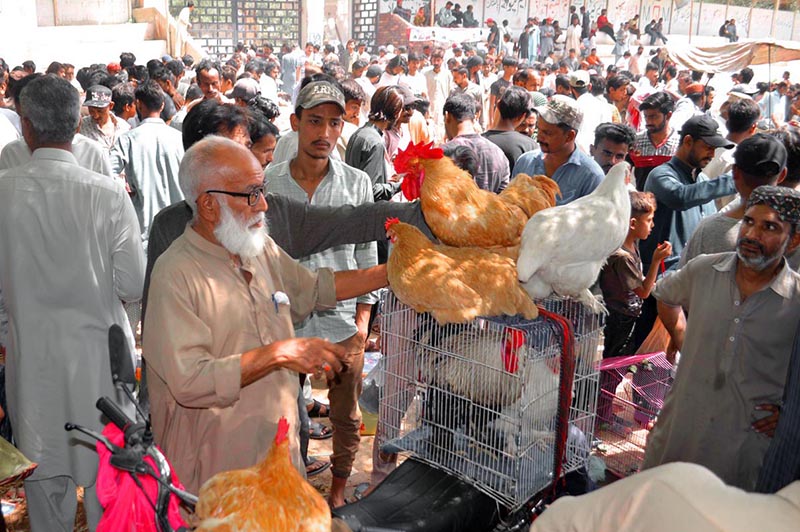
[
  {"x1": 214, "y1": 201, "x2": 268, "y2": 259},
  {"x1": 736, "y1": 237, "x2": 788, "y2": 272}
]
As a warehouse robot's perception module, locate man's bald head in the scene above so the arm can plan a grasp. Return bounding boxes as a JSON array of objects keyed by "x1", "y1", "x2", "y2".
[{"x1": 179, "y1": 135, "x2": 260, "y2": 216}]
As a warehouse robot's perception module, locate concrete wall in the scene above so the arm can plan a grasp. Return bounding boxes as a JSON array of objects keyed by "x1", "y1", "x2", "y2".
[
  {"x1": 35, "y1": 0, "x2": 130, "y2": 26},
  {"x1": 379, "y1": 0, "x2": 797, "y2": 41}
]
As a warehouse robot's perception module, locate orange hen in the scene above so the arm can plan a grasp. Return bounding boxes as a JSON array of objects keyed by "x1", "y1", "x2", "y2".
[
  {"x1": 386, "y1": 218, "x2": 538, "y2": 324},
  {"x1": 194, "y1": 417, "x2": 331, "y2": 532},
  {"x1": 396, "y1": 142, "x2": 559, "y2": 248}
]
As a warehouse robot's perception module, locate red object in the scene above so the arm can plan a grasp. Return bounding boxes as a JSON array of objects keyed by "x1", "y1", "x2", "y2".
[
  {"x1": 384, "y1": 217, "x2": 401, "y2": 231},
  {"x1": 501, "y1": 328, "x2": 525, "y2": 374},
  {"x1": 95, "y1": 424, "x2": 188, "y2": 532},
  {"x1": 275, "y1": 416, "x2": 289, "y2": 445},
  {"x1": 395, "y1": 142, "x2": 442, "y2": 200},
  {"x1": 537, "y1": 306, "x2": 576, "y2": 494}
]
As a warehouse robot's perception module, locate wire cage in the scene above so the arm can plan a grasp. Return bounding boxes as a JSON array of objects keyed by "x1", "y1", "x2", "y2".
[
  {"x1": 595, "y1": 352, "x2": 675, "y2": 478},
  {"x1": 377, "y1": 291, "x2": 603, "y2": 510}
]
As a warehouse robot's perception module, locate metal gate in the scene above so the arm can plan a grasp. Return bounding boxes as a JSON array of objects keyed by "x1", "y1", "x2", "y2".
[
  {"x1": 174, "y1": 0, "x2": 301, "y2": 59},
  {"x1": 351, "y1": 0, "x2": 378, "y2": 52}
]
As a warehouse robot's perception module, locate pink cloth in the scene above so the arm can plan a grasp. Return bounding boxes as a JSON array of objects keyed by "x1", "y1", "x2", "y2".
[{"x1": 95, "y1": 423, "x2": 188, "y2": 532}]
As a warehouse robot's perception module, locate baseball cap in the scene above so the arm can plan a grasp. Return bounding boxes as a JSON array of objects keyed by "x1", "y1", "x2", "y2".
[
  {"x1": 734, "y1": 133, "x2": 787, "y2": 176},
  {"x1": 397, "y1": 85, "x2": 421, "y2": 106},
  {"x1": 295, "y1": 80, "x2": 346, "y2": 112},
  {"x1": 231, "y1": 78, "x2": 260, "y2": 102},
  {"x1": 84, "y1": 85, "x2": 112, "y2": 108},
  {"x1": 684, "y1": 83, "x2": 705, "y2": 96},
  {"x1": 534, "y1": 95, "x2": 583, "y2": 131},
  {"x1": 366, "y1": 65, "x2": 383, "y2": 79},
  {"x1": 486, "y1": 18, "x2": 495, "y2": 24},
  {"x1": 569, "y1": 70, "x2": 590, "y2": 88},
  {"x1": 107, "y1": 62, "x2": 121, "y2": 74},
  {"x1": 680, "y1": 115, "x2": 734, "y2": 148},
  {"x1": 161, "y1": 54, "x2": 173, "y2": 62}
]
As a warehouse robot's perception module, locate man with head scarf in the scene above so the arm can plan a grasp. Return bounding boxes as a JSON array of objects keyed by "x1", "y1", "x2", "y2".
[{"x1": 644, "y1": 178, "x2": 800, "y2": 490}]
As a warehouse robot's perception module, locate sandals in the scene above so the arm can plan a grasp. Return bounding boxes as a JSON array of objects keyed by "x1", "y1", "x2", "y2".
[
  {"x1": 308, "y1": 399, "x2": 330, "y2": 418},
  {"x1": 310, "y1": 420, "x2": 333, "y2": 440},
  {"x1": 306, "y1": 456, "x2": 331, "y2": 477}
]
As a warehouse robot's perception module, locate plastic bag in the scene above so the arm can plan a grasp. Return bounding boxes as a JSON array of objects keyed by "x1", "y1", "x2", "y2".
[
  {"x1": 635, "y1": 317, "x2": 671, "y2": 355},
  {"x1": 359, "y1": 355, "x2": 384, "y2": 414}
]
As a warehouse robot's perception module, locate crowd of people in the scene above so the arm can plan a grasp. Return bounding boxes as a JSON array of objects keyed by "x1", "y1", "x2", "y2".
[{"x1": 1, "y1": 5, "x2": 800, "y2": 530}]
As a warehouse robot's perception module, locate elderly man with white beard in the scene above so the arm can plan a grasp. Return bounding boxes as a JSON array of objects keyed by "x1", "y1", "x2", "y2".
[
  {"x1": 644, "y1": 185, "x2": 800, "y2": 490},
  {"x1": 142, "y1": 135, "x2": 388, "y2": 494}
]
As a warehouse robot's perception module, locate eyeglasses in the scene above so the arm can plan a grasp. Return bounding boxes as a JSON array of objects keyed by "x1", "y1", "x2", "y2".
[{"x1": 205, "y1": 185, "x2": 266, "y2": 207}]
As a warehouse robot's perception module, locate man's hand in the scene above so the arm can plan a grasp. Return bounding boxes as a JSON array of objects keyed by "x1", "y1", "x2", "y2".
[
  {"x1": 752, "y1": 403, "x2": 780, "y2": 438},
  {"x1": 241, "y1": 337, "x2": 347, "y2": 387},
  {"x1": 271, "y1": 337, "x2": 348, "y2": 377}
]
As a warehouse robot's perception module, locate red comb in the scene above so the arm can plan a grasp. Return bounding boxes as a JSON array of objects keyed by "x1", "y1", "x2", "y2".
[
  {"x1": 394, "y1": 141, "x2": 443, "y2": 173},
  {"x1": 275, "y1": 416, "x2": 289, "y2": 445},
  {"x1": 384, "y1": 217, "x2": 400, "y2": 231},
  {"x1": 502, "y1": 328, "x2": 525, "y2": 374}
]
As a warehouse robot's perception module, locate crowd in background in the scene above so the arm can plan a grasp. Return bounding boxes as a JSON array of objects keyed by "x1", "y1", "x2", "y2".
[{"x1": 1, "y1": 4, "x2": 800, "y2": 530}]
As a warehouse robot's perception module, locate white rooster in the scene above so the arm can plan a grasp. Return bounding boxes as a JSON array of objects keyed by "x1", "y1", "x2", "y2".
[{"x1": 517, "y1": 162, "x2": 631, "y2": 314}]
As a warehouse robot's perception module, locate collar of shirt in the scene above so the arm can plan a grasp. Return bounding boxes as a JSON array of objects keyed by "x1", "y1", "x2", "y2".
[
  {"x1": 667, "y1": 155, "x2": 696, "y2": 180},
  {"x1": 31, "y1": 147, "x2": 79, "y2": 166},
  {"x1": 267, "y1": 157, "x2": 342, "y2": 193},
  {"x1": 713, "y1": 253, "x2": 796, "y2": 299},
  {"x1": 184, "y1": 224, "x2": 233, "y2": 262},
  {"x1": 139, "y1": 117, "x2": 167, "y2": 126}
]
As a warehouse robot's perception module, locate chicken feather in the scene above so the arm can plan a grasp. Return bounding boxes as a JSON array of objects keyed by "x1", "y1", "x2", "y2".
[
  {"x1": 517, "y1": 162, "x2": 632, "y2": 314},
  {"x1": 386, "y1": 220, "x2": 538, "y2": 324},
  {"x1": 395, "y1": 142, "x2": 559, "y2": 248}
]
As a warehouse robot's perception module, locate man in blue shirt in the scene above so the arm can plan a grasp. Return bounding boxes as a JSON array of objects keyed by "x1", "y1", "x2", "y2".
[
  {"x1": 641, "y1": 115, "x2": 736, "y2": 273},
  {"x1": 514, "y1": 95, "x2": 604, "y2": 205}
]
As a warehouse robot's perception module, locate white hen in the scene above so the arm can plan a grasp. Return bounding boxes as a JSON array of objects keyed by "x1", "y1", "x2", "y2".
[{"x1": 517, "y1": 162, "x2": 631, "y2": 314}]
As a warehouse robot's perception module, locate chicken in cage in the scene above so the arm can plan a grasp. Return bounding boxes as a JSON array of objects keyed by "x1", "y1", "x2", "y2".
[
  {"x1": 595, "y1": 352, "x2": 675, "y2": 478},
  {"x1": 377, "y1": 291, "x2": 603, "y2": 510}
]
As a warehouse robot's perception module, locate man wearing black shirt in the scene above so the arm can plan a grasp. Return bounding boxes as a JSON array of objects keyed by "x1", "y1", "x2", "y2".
[{"x1": 483, "y1": 86, "x2": 540, "y2": 174}]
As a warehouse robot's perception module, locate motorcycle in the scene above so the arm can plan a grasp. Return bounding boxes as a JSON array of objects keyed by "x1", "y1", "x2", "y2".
[{"x1": 65, "y1": 325, "x2": 197, "y2": 532}]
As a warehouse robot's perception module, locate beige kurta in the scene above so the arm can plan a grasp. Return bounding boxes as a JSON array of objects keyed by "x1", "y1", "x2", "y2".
[
  {"x1": 143, "y1": 226, "x2": 336, "y2": 493},
  {"x1": 644, "y1": 252, "x2": 800, "y2": 490},
  {"x1": 530, "y1": 462, "x2": 800, "y2": 532}
]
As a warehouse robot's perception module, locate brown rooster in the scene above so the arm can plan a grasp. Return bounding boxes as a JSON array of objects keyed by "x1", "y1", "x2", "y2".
[
  {"x1": 194, "y1": 417, "x2": 331, "y2": 532},
  {"x1": 385, "y1": 218, "x2": 538, "y2": 324},
  {"x1": 395, "y1": 142, "x2": 559, "y2": 248}
]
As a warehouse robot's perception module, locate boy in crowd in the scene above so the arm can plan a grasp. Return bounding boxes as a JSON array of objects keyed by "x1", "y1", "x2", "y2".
[{"x1": 599, "y1": 191, "x2": 672, "y2": 359}]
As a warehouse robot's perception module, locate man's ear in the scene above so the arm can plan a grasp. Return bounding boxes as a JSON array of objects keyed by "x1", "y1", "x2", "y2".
[
  {"x1": 290, "y1": 113, "x2": 299, "y2": 132},
  {"x1": 788, "y1": 227, "x2": 800, "y2": 255},
  {"x1": 196, "y1": 192, "x2": 219, "y2": 224}
]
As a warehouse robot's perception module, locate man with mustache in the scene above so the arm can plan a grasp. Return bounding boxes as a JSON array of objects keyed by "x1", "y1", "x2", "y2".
[
  {"x1": 680, "y1": 134, "x2": 783, "y2": 266},
  {"x1": 642, "y1": 115, "x2": 736, "y2": 273},
  {"x1": 644, "y1": 182, "x2": 800, "y2": 490},
  {"x1": 264, "y1": 80, "x2": 377, "y2": 507},
  {"x1": 514, "y1": 95, "x2": 604, "y2": 205},
  {"x1": 144, "y1": 135, "x2": 387, "y2": 494}
]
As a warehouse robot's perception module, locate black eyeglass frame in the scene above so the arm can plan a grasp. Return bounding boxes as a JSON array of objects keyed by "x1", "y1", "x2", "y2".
[{"x1": 204, "y1": 185, "x2": 266, "y2": 207}]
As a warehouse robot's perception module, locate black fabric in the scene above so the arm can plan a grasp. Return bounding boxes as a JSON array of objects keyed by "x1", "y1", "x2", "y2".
[
  {"x1": 0, "y1": 365, "x2": 11, "y2": 443},
  {"x1": 334, "y1": 457, "x2": 500, "y2": 531},
  {"x1": 482, "y1": 130, "x2": 539, "y2": 175},
  {"x1": 603, "y1": 310, "x2": 638, "y2": 360}
]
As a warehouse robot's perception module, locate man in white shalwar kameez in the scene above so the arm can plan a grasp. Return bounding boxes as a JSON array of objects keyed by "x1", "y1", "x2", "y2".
[{"x1": 0, "y1": 75, "x2": 145, "y2": 532}]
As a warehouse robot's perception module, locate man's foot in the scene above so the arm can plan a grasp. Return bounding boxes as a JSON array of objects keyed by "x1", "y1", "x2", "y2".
[
  {"x1": 307, "y1": 399, "x2": 330, "y2": 418},
  {"x1": 310, "y1": 420, "x2": 333, "y2": 440},
  {"x1": 305, "y1": 456, "x2": 331, "y2": 477}
]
